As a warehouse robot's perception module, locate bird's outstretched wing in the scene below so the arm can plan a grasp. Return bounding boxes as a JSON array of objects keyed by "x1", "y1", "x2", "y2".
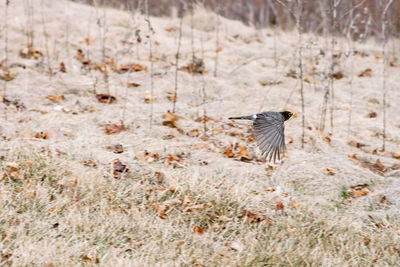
[{"x1": 253, "y1": 113, "x2": 286, "y2": 162}]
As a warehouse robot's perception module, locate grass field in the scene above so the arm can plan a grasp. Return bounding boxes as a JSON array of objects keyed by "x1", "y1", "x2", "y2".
[{"x1": 1, "y1": 0, "x2": 400, "y2": 266}]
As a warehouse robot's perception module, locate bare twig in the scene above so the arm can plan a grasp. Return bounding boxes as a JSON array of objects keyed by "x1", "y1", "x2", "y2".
[
  {"x1": 3, "y1": 0, "x2": 10, "y2": 120},
  {"x1": 213, "y1": 10, "x2": 220, "y2": 77},
  {"x1": 145, "y1": 0, "x2": 155, "y2": 132},
  {"x1": 296, "y1": 0, "x2": 305, "y2": 147},
  {"x1": 172, "y1": 12, "x2": 184, "y2": 113},
  {"x1": 40, "y1": 0, "x2": 53, "y2": 79},
  {"x1": 381, "y1": 0, "x2": 394, "y2": 151}
]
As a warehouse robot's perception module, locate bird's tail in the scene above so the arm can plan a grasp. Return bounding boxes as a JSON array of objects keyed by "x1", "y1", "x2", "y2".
[{"x1": 228, "y1": 115, "x2": 254, "y2": 120}]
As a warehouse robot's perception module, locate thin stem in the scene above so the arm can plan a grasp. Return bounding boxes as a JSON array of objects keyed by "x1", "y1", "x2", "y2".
[
  {"x1": 145, "y1": 0, "x2": 154, "y2": 132},
  {"x1": 172, "y1": 15, "x2": 183, "y2": 113}
]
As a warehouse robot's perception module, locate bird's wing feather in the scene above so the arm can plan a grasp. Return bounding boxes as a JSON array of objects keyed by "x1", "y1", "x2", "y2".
[{"x1": 253, "y1": 113, "x2": 286, "y2": 162}]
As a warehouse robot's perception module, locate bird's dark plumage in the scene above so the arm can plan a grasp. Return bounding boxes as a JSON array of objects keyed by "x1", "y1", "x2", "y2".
[{"x1": 229, "y1": 111, "x2": 294, "y2": 162}]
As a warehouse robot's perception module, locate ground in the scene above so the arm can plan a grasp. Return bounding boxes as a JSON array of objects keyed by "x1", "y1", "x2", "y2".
[{"x1": 0, "y1": 0, "x2": 400, "y2": 266}]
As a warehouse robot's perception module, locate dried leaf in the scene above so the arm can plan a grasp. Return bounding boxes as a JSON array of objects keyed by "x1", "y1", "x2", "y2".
[
  {"x1": 112, "y1": 159, "x2": 131, "y2": 178},
  {"x1": 358, "y1": 68, "x2": 372, "y2": 77},
  {"x1": 162, "y1": 111, "x2": 179, "y2": 128},
  {"x1": 324, "y1": 135, "x2": 332, "y2": 145},
  {"x1": 34, "y1": 131, "x2": 53, "y2": 139},
  {"x1": 127, "y1": 82, "x2": 141, "y2": 87},
  {"x1": 237, "y1": 146, "x2": 252, "y2": 161},
  {"x1": 144, "y1": 92, "x2": 157, "y2": 103},
  {"x1": 107, "y1": 143, "x2": 124, "y2": 153},
  {"x1": 392, "y1": 152, "x2": 400, "y2": 159},
  {"x1": 164, "y1": 153, "x2": 183, "y2": 166},
  {"x1": 167, "y1": 93, "x2": 177, "y2": 102},
  {"x1": 81, "y1": 159, "x2": 97, "y2": 167},
  {"x1": 46, "y1": 95, "x2": 65, "y2": 103},
  {"x1": 184, "y1": 204, "x2": 205, "y2": 212},
  {"x1": 0, "y1": 70, "x2": 15, "y2": 81},
  {"x1": 368, "y1": 111, "x2": 377, "y2": 118},
  {"x1": 224, "y1": 149, "x2": 235, "y2": 158},
  {"x1": 96, "y1": 94, "x2": 116, "y2": 103},
  {"x1": 105, "y1": 122, "x2": 126, "y2": 135},
  {"x1": 187, "y1": 128, "x2": 199, "y2": 137},
  {"x1": 332, "y1": 71, "x2": 344, "y2": 79},
  {"x1": 85, "y1": 37, "x2": 95, "y2": 46},
  {"x1": 304, "y1": 76, "x2": 311, "y2": 83},
  {"x1": 350, "y1": 188, "x2": 368, "y2": 198},
  {"x1": 291, "y1": 200, "x2": 300, "y2": 208},
  {"x1": 325, "y1": 167, "x2": 337, "y2": 175},
  {"x1": 242, "y1": 209, "x2": 270, "y2": 224},
  {"x1": 368, "y1": 98, "x2": 379, "y2": 104},
  {"x1": 193, "y1": 226, "x2": 204, "y2": 236},
  {"x1": 275, "y1": 201, "x2": 284, "y2": 212},
  {"x1": 285, "y1": 70, "x2": 297, "y2": 79},
  {"x1": 76, "y1": 49, "x2": 91, "y2": 65},
  {"x1": 59, "y1": 62, "x2": 66, "y2": 73},
  {"x1": 349, "y1": 140, "x2": 366, "y2": 148},
  {"x1": 180, "y1": 57, "x2": 205, "y2": 74}
]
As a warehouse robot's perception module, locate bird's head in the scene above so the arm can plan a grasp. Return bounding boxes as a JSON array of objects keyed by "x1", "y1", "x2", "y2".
[{"x1": 281, "y1": 111, "x2": 295, "y2": 121}]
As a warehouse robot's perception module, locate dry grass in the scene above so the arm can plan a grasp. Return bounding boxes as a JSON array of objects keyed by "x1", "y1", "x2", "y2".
[{"x1": 1, "y1": 0, "x2": 400, "y2": 266}]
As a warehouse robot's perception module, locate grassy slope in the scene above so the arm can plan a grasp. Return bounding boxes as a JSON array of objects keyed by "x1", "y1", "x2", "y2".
[{"x1": 0, "y1": 0, "x2": 400, "y2": 266}]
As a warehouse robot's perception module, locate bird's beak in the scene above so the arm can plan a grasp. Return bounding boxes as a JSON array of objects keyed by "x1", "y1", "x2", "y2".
[{"x1": 292, "y1": 112, "x2": 297, "y2": 118}]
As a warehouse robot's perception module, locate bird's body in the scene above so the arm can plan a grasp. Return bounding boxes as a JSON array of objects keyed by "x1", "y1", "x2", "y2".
[{"x1": 229, "y1": 111, "x2": 294, "y2": 163}]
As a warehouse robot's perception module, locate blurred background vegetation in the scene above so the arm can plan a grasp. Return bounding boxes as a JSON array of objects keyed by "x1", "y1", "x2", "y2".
[{"x1": 71, "y1": 0, "x2": 400, "y2": 40}]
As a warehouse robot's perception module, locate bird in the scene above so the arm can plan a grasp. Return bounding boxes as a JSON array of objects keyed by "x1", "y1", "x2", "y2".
[{"x1": 229, "y1": 111, "x2": 295, "y2": 163}]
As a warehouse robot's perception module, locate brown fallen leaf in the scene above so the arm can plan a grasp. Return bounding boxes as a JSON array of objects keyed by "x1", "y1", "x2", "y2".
[
  {"x1": 187, "y1": 128, "x2": 199, "y2": 137},
  {"x1": 107, "y1": 144, "x2": 124, "y2": 153},
  {"x1": 291, "y1": 200, "x2": 301, "y2": 208},
  {"x1": 164, "y1": 153, "x2": 183, "y2": 166},
  {"x1": 144, "y1": 92, "x2": 157, "y2": 103},
  {"x1": 81, "y1": 159, "x2": 97, "y2": 167},
  {"x1": 96, "y1": 94, "x2": 116, "y2": 103},
  {"x1": 349, "y1": 140, "x2": 366, "y2": 148},
  {"x1": 183, "y1": 204, "x2": 205, "y2": 212},
  {"x1": 285, "y1": 70, "x2": 297, "y2": 79},
  {"x1": 193, "y1": 226, "x2": 204, "y2": 236},
  {"x1": 105, "y1": 122, "x2": 126, "y2": 135},
  {"x1": 112, "y1": 159, "x2": 131, "y2": 178},
  {"x1": 162, "y1": 111, "x2": 179, "y2": 128},
  {"x1": 237, "y1": 146, "x2": 252, "y2": 161},
  {"x1": 46, "y1": 95, "x2": 65, "y2": 103},
  {"x1": 76, "y1": 49, "x2": 91, "y2": 65},
  {"x1": 368, "y1": 111, "x2": 377, "y2": 118},
  {"x1": 0, "y1": 69, "x2": 15, "y2": 81},
  {"x1": 127, "y1": 82, "x2": 141, "y2": 87},
  {"x1": 59, "y1": 62, "x2": 66, "y2": 73},
  {"x1": 180, "y1": 57, "x2": 206, "y2": 74},
  {"x1": 242, "y1": 210, "x2": 273, "y2": 224},
  {"x1": 224, "y1": 148, "x2": 235, "y2": 158},
  {"x1": 358, "y1": 68, "x2": 372, "y2": 77},
  {"x1": 332, "y1": 71, "x2": 344, "y2": 79},
  {"x1": 34, "y1": 131, "x2": 53, "y2": 139},
  {"x1": 391, "y1": 152, "x2": 400, "y2": 159},
  {"x1": 167, "y1": 93, "x2": 177, "y2": 102},
  {"x1": 85, "y1": 37, "x2": 95, "y2": 46},
  {"x1": 350, "y1": 188, "x2": 368, "y2": 198},
  {"x1": 19, "y1": 43, "x2": 43, "y2": 59},
  {"x1": 368, "y1": 98, "x2": 379, "y2": 104},
  {"x1": 325, "y1": 167, "x2": 337, "y2": 175},
  {"x1": 372, "y1": 159, "x2": 385, "y2": 173},
  {"x1": 275, "y1": 201, "x2": 284, "y2": 212},
  {"x1": 389, "y1": 61, "x2": 397, "y2": 67}
]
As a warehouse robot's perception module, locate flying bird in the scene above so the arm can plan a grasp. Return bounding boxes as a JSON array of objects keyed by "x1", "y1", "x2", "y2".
[{"x1": 229, "y1": 111, "x2": 294, "y2": 163}]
